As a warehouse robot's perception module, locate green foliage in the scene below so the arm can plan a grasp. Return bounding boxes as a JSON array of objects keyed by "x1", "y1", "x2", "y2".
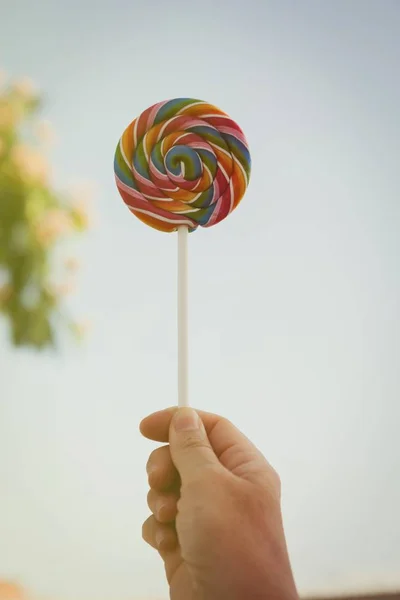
[{"x1": 0, "y1": 74, "x2": 90, "y2": 348}]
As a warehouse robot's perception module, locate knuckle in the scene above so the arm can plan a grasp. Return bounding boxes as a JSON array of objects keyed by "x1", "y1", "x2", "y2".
[
  {"x1": 149, "y1": 448, "x2": 158, "y2": 462},
  {"x1": 261, "y1": 467, "x2": 282, "y2": 505},
  {"x1": 147, "y1": 448, "x2": 160, "y2": 467},
  {"x1": 269, "y1": 465, "x2": 281, "y2": 494},
  {"x1": 141, "y1": 516, "x2": 152, "y2": 540},
  {"x1": 146, "y1": 447, "x2": 170, "y2": 483},
  {"x1": 212, "y1": 416, "x2": 232, "y2": 434},
  {"x1": 179, "y1": 434, "x2": 211, "y2": 453},
  {"x1": 146, "y1": 453, "x2": 155, "y2": 473},
  {"x1": 148, "y1": 444, "x2": 169, "y2": 466},
  {"x1": 146, "y1": 489, "x2": 155, "y2": 510},
  {"x1": 221, "y1": 416, "x2": 233, "y2": 428}
]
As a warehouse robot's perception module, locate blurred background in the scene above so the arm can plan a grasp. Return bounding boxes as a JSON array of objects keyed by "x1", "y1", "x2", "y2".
[{"x1": 0, "y1": 0, "x2": 399, "y2": 599}]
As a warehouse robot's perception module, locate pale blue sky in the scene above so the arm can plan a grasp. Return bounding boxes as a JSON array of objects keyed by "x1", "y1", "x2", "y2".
[{"x1": 1, "y1": 1, "x2": 399, "y2": 599}]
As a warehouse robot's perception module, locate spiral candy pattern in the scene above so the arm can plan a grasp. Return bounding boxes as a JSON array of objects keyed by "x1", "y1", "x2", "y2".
[{"x1": 114, "y1": 98, "x2": 251, "y2": 233}]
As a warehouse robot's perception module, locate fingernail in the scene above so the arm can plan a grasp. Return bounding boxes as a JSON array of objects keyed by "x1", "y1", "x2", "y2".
[
  {"x1": 173, "y1": 408, "x2": 200, "y2": 432},
  {"x1": 156, "y1": 530, "x2": 165, "y2": 549},
  {"x1": 146, "y1": 462, "x2": 156, "y2": 476}
]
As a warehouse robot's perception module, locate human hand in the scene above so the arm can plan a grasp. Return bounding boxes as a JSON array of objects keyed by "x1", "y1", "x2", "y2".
[{"x1": 140, "y1": 407, "x2": 298, "y2": 600}]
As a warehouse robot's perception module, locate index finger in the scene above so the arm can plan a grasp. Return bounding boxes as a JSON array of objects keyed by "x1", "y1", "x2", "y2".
[{"x1": 140, "y1": 406, "x2": 262, "y2": 474}]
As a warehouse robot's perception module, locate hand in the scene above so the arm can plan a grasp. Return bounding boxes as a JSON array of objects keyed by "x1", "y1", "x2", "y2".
[{"x1": 140, "y1": 407, "x2": 298, "y2": 600}]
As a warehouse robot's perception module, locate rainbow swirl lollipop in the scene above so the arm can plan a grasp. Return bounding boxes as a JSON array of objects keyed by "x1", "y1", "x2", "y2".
[{"x1": 114, "y1": 98, "x2": 251, "y2": 232}]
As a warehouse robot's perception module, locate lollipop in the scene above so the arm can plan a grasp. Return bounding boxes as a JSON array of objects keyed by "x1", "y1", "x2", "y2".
[{"x1": 114, "y1": 98, "x2": 251, "y2": 405}]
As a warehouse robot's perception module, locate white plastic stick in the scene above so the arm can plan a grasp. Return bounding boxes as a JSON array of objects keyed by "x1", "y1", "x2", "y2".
[{"x1": 177, "y1": 225, "x2": 189, "y2": 407}]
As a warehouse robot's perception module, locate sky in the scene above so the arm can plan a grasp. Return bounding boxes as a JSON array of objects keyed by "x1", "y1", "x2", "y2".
[{"x1": 0, "y1": 0, "x2": 400, "y2": 599}]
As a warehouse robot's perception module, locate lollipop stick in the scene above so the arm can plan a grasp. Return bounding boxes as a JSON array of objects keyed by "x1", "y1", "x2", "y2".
[{"x1": 177, "y1": 225, "x2": 189, "y2": 407}]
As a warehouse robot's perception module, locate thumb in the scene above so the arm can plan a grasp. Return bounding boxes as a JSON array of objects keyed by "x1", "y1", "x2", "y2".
[{"x1": 169, "y1": 407, "x2": 220, "y2": 483}]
